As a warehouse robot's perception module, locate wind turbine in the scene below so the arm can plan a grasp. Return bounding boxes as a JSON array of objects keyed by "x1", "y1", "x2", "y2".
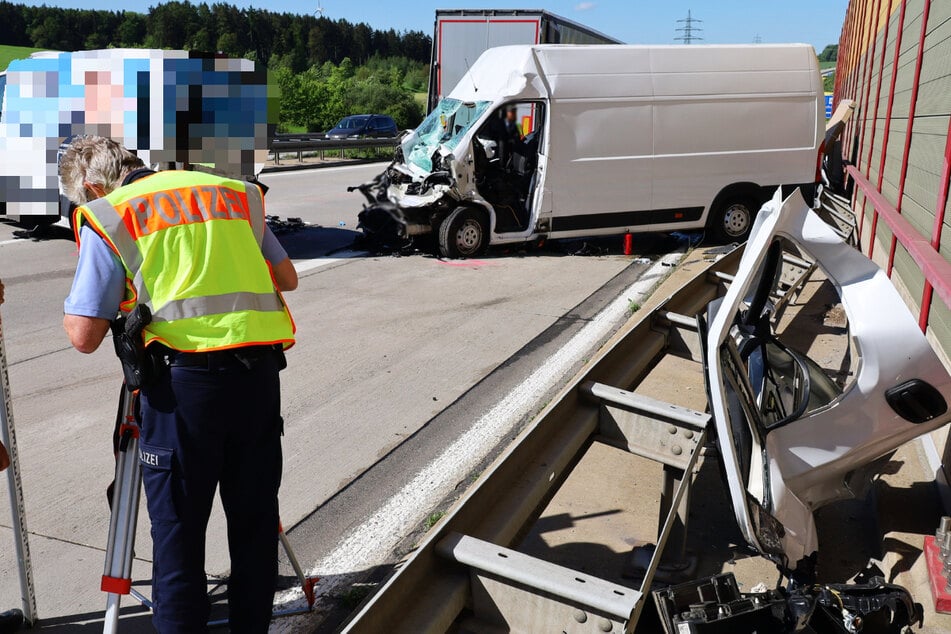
[{"x1": 315, "y1": 0, "x2": 325, "y2": 17}]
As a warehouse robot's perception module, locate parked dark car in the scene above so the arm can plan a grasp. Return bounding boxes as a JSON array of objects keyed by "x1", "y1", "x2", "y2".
[{"x1": 325, "y1": 114, "x2": 398, "y2": 139}]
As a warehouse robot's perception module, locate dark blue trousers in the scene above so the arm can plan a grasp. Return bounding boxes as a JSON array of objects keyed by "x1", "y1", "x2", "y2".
[{"x1": 138, "y1": 353, "x2": 283, "y2": 633}]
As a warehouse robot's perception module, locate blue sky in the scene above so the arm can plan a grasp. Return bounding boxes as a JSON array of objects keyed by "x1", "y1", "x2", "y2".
[{"x1": 34, "y1": 1, "x2": 849, "y2": 52}]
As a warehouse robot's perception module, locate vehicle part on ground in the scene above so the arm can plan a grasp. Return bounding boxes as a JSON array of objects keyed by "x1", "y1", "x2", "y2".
[
  {"x1": 652, "y1": 568, "x2": 922, "y2": 634},
  {"x1": 706, "y1": 188, "x2": 951, "y2": 579},
  {"x1": 808, "y1": 569, "x2": 923, "y2": 634},
  {"x1": 438, "y1": 206, "x2": 488, "y2": 258},
  {"x1": 266, "y1": 216, "x2": 306, "y2": 235},
  {"x1": 653, "y1": 573, "x2": 790, "y2": 633}
]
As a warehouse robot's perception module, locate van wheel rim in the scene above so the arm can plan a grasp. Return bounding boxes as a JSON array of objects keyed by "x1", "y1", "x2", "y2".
[
  {"x1": 723, "y1": 204, "x2": 751, "y2": 237},
  {"x1": 456, "y1": 220, "x2": 482, "y2": 254}
]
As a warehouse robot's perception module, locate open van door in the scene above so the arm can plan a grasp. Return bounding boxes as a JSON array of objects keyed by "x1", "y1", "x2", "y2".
[{"x1": 703, "y1": 189, "x2": 951, "y2": 579}]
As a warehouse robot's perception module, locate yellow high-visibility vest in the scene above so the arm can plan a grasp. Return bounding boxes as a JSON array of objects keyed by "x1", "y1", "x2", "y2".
[{"x1": 75, "y1": 170, "x2": 295, "y2": 352}]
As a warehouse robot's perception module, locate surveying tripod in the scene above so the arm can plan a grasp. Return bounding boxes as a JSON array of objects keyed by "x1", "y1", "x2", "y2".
[
  {"x1": 101, "y1": 386, "x2": 319, "y2": 633},
  {"x1": 0, "y1": 310, "x2": 37, "y2": 628}
]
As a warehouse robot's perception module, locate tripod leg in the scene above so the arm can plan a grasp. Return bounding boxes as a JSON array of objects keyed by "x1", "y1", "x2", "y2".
[
  {"x1": 0, "y1": 315, "x2": 37, "y2": 626},
  {"x1": 101, "y1": 390, "x2": 143, "y2": 634},
  {"x1": 278, "y1": 522, "x2": 318, "y2": 609}
]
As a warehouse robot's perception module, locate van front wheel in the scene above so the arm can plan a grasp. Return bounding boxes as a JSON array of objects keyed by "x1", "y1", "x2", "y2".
[
  {"x1": 709, "y1": 196, "x2": 756, "y2": 243},
  {"x1": 439, "y1": 207, "x2": 489, "y2": 258}
]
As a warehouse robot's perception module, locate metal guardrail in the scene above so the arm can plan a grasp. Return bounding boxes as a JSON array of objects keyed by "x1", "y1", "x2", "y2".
[
  {"x1": 846, "y1": 164, "x2": 951, "y2": 331},
  {"x1": 269, "y1": 135, "x2": 400, "y2": 165},
  {"x1": 342, "y1": 249, "x2": 745, "y2": 633}
]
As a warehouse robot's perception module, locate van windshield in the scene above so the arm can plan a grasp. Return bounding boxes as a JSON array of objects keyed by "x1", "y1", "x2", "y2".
[{"x1": 403, "y1": 98, "x2": 491, "y2": 173}]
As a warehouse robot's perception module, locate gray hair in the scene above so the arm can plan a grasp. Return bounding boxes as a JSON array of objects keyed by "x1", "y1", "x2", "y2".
[{"x1": 59, "y1": 136, "x2": 145, "y2": 205}]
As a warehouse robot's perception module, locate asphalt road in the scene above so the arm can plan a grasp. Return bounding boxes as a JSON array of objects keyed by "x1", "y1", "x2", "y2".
[{"x1": 0, "y1": 164, "x2": 675, "y2": 631}]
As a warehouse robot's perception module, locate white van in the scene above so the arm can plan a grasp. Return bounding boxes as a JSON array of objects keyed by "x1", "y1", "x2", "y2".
[{"x1": 352, "y1": 44, "x2": 824, "y2": 257}]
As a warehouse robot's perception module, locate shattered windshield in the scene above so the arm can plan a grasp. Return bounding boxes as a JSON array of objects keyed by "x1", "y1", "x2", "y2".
[{"x1": 403, "y1": 98, "x2": 491, "y2": 173}]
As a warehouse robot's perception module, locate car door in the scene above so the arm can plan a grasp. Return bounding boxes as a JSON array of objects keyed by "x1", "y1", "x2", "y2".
[{"x1": 704, "y1": 188, "x2": 951, "y2": 576}]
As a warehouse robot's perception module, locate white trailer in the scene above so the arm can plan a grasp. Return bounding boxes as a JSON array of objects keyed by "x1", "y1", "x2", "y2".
[{"x1": 428, "y1": 9, "x2": 621, "y2": 112}]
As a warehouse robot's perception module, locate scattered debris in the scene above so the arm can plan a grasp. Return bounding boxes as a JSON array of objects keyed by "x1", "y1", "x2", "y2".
[
  {"x1": 652, "y1": 567, "x2": 922, "y2": 634},
  {"x1": 11, "y1": 223, "x2": 60, "y2": 241},
  {"x1": 670, "y1": 230, "x2": 705, "y2": 247},
  {"x1": 266, "y1": 215, "x2": 306, "y2": 235},
  {"x1": 562, "y1": 240, "x2": 611, "y2": 257}
]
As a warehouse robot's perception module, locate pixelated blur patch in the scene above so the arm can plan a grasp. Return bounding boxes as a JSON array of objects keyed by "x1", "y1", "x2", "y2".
[{"x1": 0, "y1": 49, "x2": 275, "y2": 216}]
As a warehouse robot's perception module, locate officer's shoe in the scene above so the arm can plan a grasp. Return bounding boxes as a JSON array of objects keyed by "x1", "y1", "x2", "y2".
[{"x1": 0, "y1": 609, "x2": 24, "y2": 633}]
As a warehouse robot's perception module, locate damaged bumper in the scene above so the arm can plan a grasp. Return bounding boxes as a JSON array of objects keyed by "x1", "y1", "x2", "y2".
[{"x1": 349, "y1": 162, "x2": 458, "y2": 249}]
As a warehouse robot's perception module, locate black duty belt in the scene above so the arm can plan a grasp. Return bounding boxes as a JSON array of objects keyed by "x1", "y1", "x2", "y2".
[{"x1": 152, "y1": 344, "x2": 283, "y2": 370}]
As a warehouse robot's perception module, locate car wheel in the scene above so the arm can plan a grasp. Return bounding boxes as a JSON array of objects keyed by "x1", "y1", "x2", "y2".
[
  {"x1": 439, "y1": 206, "x2": 489, "y2": 258},
  {"x1": 709, "y1": 196, "x2": 757, "y2": 243}
]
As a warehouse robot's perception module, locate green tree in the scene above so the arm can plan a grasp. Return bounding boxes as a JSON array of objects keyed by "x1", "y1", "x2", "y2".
[
  {"x1": 0, "y1": 1, "x2": 31, "y2": 46},
  {"x1": 117, "y1": 12, "x2": 147, "y2": 47},
  {"x1": 818, "y1": 44, "x2": 838, "y2": 62},
  {"x1": 146, "y1": 1, "x2": 200, "y2": 49}
]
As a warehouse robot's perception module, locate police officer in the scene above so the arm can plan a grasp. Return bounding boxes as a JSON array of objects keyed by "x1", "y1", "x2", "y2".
[{"x1": 59, "y1": 136, "x2": 298, "y2": 633}]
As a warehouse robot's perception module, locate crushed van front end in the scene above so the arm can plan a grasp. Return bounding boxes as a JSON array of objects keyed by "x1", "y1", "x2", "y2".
[
  {"x1": 350, "y1": 99, "x2": 494, "y2": 252},
  {"x1": 350, "y1": 155, "x2": 464, "y2": 251}
]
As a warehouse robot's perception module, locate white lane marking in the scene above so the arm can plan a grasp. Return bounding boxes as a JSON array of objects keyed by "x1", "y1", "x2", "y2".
[
  {"x1": 268, "y1": 250, "x2": 685, "y2": 630},
  {"x1": 293, "y1": 250, "x2": 367, "y2": 274},
  {"x1": 0, "y1": 238, "x2": 31, "y2": 246}
]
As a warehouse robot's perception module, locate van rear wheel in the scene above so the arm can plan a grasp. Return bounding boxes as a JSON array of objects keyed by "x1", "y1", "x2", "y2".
[
  {"x1": 709, "y1": 196, "x2": 756, "y2": 243},
  {"x1": 439, "y1": 207, "x2": 488, "y2": 258}
]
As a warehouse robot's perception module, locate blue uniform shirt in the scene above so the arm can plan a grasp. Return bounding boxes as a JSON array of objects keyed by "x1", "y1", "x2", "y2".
[{"x1": 65, "y1": 222, "x2": 290, "y2": 320}]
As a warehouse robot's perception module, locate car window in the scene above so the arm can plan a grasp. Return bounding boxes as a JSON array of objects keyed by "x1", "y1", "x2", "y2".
[{"x1": 339, "y1": 116, "x2": 370, "y2": 129}]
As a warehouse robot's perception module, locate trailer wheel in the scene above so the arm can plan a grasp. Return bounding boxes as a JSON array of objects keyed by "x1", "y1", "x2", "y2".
[
  {"x1": 709, "y1": 195, "x2": 757, "y2": 243},
  {"x1": 438, "y1": 206, "x2": 488, "y2": 258}
]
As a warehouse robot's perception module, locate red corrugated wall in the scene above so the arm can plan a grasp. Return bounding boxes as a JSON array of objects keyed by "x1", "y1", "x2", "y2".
[{"x1": 836, "y1": 0, "x2": 951, "y2": 484}]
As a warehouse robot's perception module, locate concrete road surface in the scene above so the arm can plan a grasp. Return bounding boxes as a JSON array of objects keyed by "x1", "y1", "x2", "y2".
[{"x1": 0, "y1": 164, "x2": 678, "y2": 630}]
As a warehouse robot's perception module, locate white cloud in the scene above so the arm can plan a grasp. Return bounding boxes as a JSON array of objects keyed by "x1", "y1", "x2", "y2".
[{"x1": 575, "y1": 2, "x2": 596, "y2": 10}]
